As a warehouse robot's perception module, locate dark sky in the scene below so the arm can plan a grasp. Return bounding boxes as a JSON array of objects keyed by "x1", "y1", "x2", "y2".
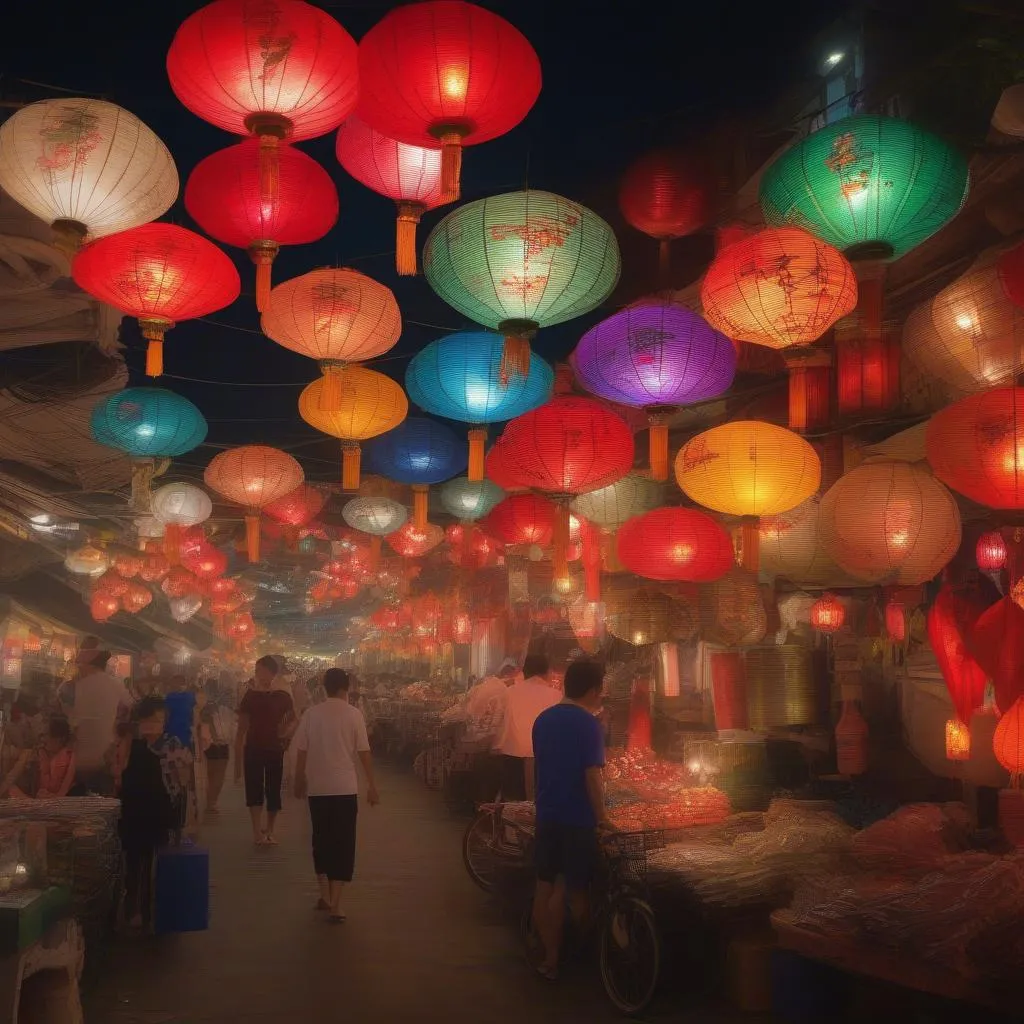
[{"x1": 1, "y1": 0, "x2": 849, "y2": 482}]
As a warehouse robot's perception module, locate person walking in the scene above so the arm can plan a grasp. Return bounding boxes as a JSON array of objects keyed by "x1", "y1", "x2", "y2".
[
  {"x1": 236, "y1": 656, "x2": 294, "y2": 846},
  {"x1": 529, "y1": 660, "x2": 610, "y2": 980},
  {"x1": 495, "y1": 654, "x2": 560, "y2": 801},
  {"x1": 293, "y1": 668, "x2": 379, "y2": 923}
]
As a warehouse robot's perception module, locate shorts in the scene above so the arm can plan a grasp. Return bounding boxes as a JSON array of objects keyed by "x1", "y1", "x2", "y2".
[
  {"x1": 534, "y1": 821, "x2": 598, "y2": 890},
  {"x1": 308, "y1": 794, "x2": 358, "y2": 882},
  {"x1": 243, "y1": 747, "x2": 284, "y2": 812},
  {"x1": 206, "y1": 744, "x2": 229, "y2": 761},
  {"x1": 499, "y1": 755, "x2": 527, "y2": 801}
]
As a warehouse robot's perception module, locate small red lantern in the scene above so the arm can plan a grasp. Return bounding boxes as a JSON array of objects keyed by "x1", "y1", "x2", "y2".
[
  {"x1": 91, "y1": 592, "x2": 120, "y2": 622},
  {"x1": 183, "y1": 543, "x2": 228, "y2": 580},
  {"x1": 485, "y1": 494, "x2": 557, "y2": 548},
  {"x1": 122, "y1": 583, "x2": 154, "y2": 614},
  {"x1": 95, "y1": 572, "x2": 130, "y2": 599},
  {"x1": 885, "y1": 600, "x2": 907, "y2": 642},
  {"x1": 139, "y1": 549, "x2": 170, "y2": 583},
  {"x1": 387, "y1": 522, "x2": 444, "y2": 558},
  {"x1": 162, "y1": 567, "x2": 201, "y2": 599},
  {"x1": 112, "y1": 553, "x2": 143, "y2": 578},
  {"x1": 977, "y1": 530, "x2": 1008, "y2": 572},
  {"x1": 810, "y1": 593, "x2": 845, "y2": 634}
]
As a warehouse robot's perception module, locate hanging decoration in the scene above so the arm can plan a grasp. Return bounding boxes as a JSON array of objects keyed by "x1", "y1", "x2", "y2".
[
  {"x1": 439, "y1": 478, "x2": 505, "y2": 522},
  {"x1": 571, "y1": 301, "x2": 736, "y2": 480},
  {"x1": 342, "y1": 497, "x2": 408, "y2": 568},
  {"x1": 65, "y1": 545, "x2": 110, "y2": 578},
  {"x1": 387, "y1": 522, "x2": 444, "y2": 558},
  {"x1": 571, "y1": 475, "x2": 663, "y2": 531},
  {"x1": 605, "y1": 587, "x2": 697, "y2": 646},
  {"x1": 423, "y1": 190, "x2": 620, "y2": 381},
  {"x1": 994, "y1": 697, "x2": 1024, "y2": 784},
  {"x1": 0, "y1": 98, "x2": 178, "y2": 253},
  {"x1": 758, "y1": 496, "x2": 858, "y2": 588},
  {"x1": 928, "y1": 584, "x2": 988, "y2": 737},
  {"x1": 810, "y1": 593, "x2": 845, "y2": 634},
  {"x1": 484, "y1": 494, "x2": 556, "y2": 548},
  {"x1": 356, "y1": 0, "x2": 541, "y2": 203},
  {"x1": 945, "y1": 718, "x2": 971, "y2": 761},
  {"x1": 977, "y1": 531, "x2": 1008, "y2": 573},
  {"x1": 616, "y1": 508, "x2": 734, "y2": 583},
  {"x1": 151, "y1": 482, "x2": 213, "y2": 564},
  {"x1": 970, "y1": 596, "x2": 1024, "y2": 713},
  {"x1": 405, "y1": 332, "x2": 553, "y2": 480}
]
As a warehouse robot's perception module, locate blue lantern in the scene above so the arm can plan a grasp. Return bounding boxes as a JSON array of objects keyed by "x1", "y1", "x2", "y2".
[{"x1": 91, "y1": 387, "x2": 207, "y2": 457}]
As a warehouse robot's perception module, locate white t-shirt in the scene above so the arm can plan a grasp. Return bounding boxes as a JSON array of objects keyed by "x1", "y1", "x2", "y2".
[
  {"x1": 69, "y1": 670, "x2": 132, "y2": 770},
  {"x1": 497, "y1": 677, "x2": 560, "y2": 758},
  {"x1": 293, "y1": 697, "x2": 370, "y2": 796},
  {"x1": 463, "y1": 676, "x2": 509, "y2": 745}
]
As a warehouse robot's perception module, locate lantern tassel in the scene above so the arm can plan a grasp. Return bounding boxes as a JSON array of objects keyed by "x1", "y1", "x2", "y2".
[
  {"x1": 788, "y1": 365, "x2": 808, "y2": 433},
  {"x1": 342, "y1": 444, "x2": 361, "y2": 491},
  {"x1": 249, "y1": 242, "x2": 280, "y2": 313},
  {"x1": 648, "y1": 421, "x2": 669, "y2": 481},
  {"x1": 582, "y1": 526, "x2": 601, "y2": 601},
  {"x1": 145, "y1": 340, "x2": 164, "y2": 378},
  {"x1": 319, "y1": 363, "x2": 344, "y2": 411},
  {"x1": 413, "y1": 486, "x2": 429, "y2": 529},
  {"x1": 467, "y1": 429, "x2": 487, "y2": 482},
  {"x1": 552, "y1": 503, "x2": 571, "y2": 581},
  {"x1": 245, "y1": 513, "x2": 261, "y2": 564},
  {"x1": 437, "y1": 132, "x2": 463, "y2": 204},
  {"x1": 739, "y1": 520, "x2": 760, "y2": 572},
  {"x1": 396, "y1": 202, "x2": 423, "y2": 276},
  {"x1": 500, "y1": 334, "x2": 532, "y2": 386}
]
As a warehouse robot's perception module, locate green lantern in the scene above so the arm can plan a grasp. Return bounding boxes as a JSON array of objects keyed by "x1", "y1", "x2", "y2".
[
  {"x1": 759, "y1": 115, "x2": 969, "y2": 260},
  {"x1": 423, "y1": 189, "x2": 620, "y2": 381}
]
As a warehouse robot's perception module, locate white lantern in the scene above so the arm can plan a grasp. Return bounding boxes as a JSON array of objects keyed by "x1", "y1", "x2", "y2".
[
  {"x1": 64, "y1": 544, "x2": 110, "y2": 577},
  {"x1": 571, "y1": 474, "x2": 663, "y2": 529},
  {"x1": 134, "y1": 516, "x2": 166, "y2": 540},
  {"x1": 0, "y1": 98, "x2": 178, "y2": 251},
  {"x1": 152, "y1": 482, "x2": 212, "y2": 527},
  {"x1": 169, "y1": 596, "x2": 203, "y2": 623},
  {"x1": 342, "y1": 497, "x2": 407, "y2": 536}
]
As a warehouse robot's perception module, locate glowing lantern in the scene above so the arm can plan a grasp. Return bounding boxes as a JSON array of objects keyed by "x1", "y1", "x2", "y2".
[
  {"x1": 675, "y1": 421, "x2": 821, "y2": 570},
  {"x1": 0, "y1": 98, "x2": 178, "y2": 252},
  {"x1": 927, "y1": 388, "x2": 1024, "y2": 508},
  {"x1": 122, "y1": 583, "x2": 153, "y2": 614},
  {"x1": 264, "y1": 484, "x2": 325, "y2": 529},
  {"x1": 423, "y1": 190, "x2": 620, "y2": 381},
  {"x1": 617, "y1": 508, "x2": 733, "y2": 583},
  {"x1": 405, "y1": 332, "x2": 553, "y2": 480},
  {"x1": 204, "y1": 445, "x2": 304, "y2": 563},
  {"x1": 183, "y1": 543, "x2": 228, "y2": 580},
  {"x1": 572, "y1": 302, "x2": 736, "y2": 480},
  {"x1": 605, "y1": 587, "x2": 697, "y2": 646},
  {"x1": 977, "y1": 531, "x2": 1008, "y2": 572},
  {"x1": 139, "y1": 549, "x2": 170, "y2": 583},
  {"x1": 151, "y1": 482, "x2": 213, "y2": 563},
  {"x1": 170, "y1": 596, "x2": 203, "y2": 623},
  {"x1": 364, "y1": 417, "x2": 466, "y2": 528},
  {"x1": 485, "y1": 494, "x2": 556, "y2": 547},
  {"x1": 810, "y1": 593, "x2": 845, "y2": 634},
  {"x1": 445, "y1": 524, "x2": 502, "y2": 569},
  {"x1": 439, "y1": 478, "x2": 505, "y2": 522},
  {"x1": 701, "y1": 227, "x2": 857, "y2": 350},
  {"x1": 65, "y1": 545, "x2": 110, "y2": 577},
  {"x1": 758, "y1": 496, "x2": 858, "y2": 588},
  {"x1": 263, "y1": 268, "x2": 402, "y2": 404},
  {"x1": 73, "y1": 224, "x2": 240, "y2": 376},
  {"x1": 946, "y1": 718, "x2": 971, "y2": 761},
  {"x1": 820, "y1": 461, "x2": 961, "y2": 585},
  {"x1": 971, "y1": 596, "x2": 1024, "y2": 713},
  {"x1": 759, "y1": 114, "x2": 969, "y2": 260},
  {"x1": 994, "y1": 697, "x2": 1024, "y2": 783},
  {"x1": 298, "y1": 368, "x2": 408, "y2": 491},
  {"x1": 185, "y1": 140, "x2": 338, "y2": 310},
  {"x1": 335, "y1": 116, "x2": 444, "y2": 276},
  {"x1": 96, "y1": 572, "x2": 130, "y2": 598},
  {"x1": 91, "y1": 592, "x2": 120, "y2": 623},
  {"x1": 162, "y1": 567, "x2": 201, "y2": 599},
  {"x1": 387, "y1": 522, "x2": 444, "y2": 558},
  {"x1": 571, "y1": 475, "x2": 662, "y2": 530},
  {"x1": 343, "y1": 496, "x2": 407, "y2": 568},
  {"x1": 112, "y1": 553, "x2": 143, "y2": 579},
  {"x1": 357, "y1": 1, "x2": 541, "y2": 203},
  {"x1": 885, "y1": 600, "x2": 907, "y2": 642}
]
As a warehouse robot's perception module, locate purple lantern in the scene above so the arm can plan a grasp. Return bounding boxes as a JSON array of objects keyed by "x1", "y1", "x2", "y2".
[{"x1": 571, "y1": 300, "x2": 736, "y2": 480}]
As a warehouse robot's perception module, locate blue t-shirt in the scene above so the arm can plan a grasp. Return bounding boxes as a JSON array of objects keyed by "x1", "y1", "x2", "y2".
[
  {"x1": 163, "y1": 691, "x2": 196, "y2": 749},
  {"x1": 532, "y1": 703, "x2": 605, "y2": 828}
]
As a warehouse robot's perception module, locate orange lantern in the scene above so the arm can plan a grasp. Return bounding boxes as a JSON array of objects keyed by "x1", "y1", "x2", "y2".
[
  {"x1": 90, "y1": 592, "x2": 120, "y2": 623},
  {"x1": 122, "y1": 583, "x2": 154, "y2": 614},
  {"x1": 810, "y1": 593, "x2": 845, "y2": 634},
  {"x1": 993, "y1": 696, "x2": 1024, "y2": 784},
  {"x1": 946, "y1": 718, "x2": 971, "y2": 761}
]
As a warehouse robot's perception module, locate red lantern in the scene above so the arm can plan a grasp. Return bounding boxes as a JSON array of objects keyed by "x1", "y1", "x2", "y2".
[
  {"x1": 112, "y1": 553, "x2": 143, "y2": 578},
  {"x1": 930, "y1": 583, "x2": 989, "y2": 724},
  {"x1": 95, "y1": 572, "x2": 130, "y2": 599},
  {"x1": 885, "y1": 600, "x2": 907, "y2": 642},
  {"x1": 264, "y1": 484, "x2": 325, "y2": 528},
  {"x1": 226, "y1": 611, "x2": 256, "y2": 642},
  {"x1": 183, "y1": 543, "x2": 228, "y2": 580},
  {"x1": 162, "y1": 567, "x2": 201, "y2": 599},
  {"x1": 139, "y1": 549, "x2": 170, "y2": 583},
  {"x1": 91, "y1": 592, "x2": 120, "y2": 622},
  {"x1": 485, "y1": 494, "x2": 556, "y2": 548},
  {"x1": 970, "y1": 595, "x2": 1024, "y2": 712},
  {"x1": 810, "y1": 593, "x2": 845, "y2": 634},
  {"x1": 357, "y1": 1, "x2": 541, "y2": 203},
  {"x1": 445, "y1": 524, "x2": 502, "y2": 569},
  {"x1": 616, "y1": 508, "x2": 734, "y2": 583},
  {"x1": 208, "y1": 576, "x2": 237, "y2": 599},
  {"x1": 387, "y1": 522, "x2": 444, "y2": 558},
  {"x1": 336, "y1": 117, "x2": 444, "y2": 276},
  {"x1": 122, "y1": 583, "x2": 154, "y2": 614},
  {"x1": 72, "y1": 223, "x2": 240, "y2": 377},
  {"x1": 977, "y1": 530, "x2": 1008, "y2": 572},
  {"x1": 185, "y1": 140, "x2": 338, "y2": 311}
]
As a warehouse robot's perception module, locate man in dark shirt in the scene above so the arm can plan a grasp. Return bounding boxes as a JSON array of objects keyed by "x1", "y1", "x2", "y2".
[
  {"x1": 236, "y1": 656, "x2": 294, "y2": 845},
  {"x1": 530, "y1": 659, "x2": 609, "y2": 979}
]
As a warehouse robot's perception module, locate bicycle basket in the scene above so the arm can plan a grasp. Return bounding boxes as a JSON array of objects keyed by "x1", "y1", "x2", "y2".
[{"x1": 602, "y1": 830, "x2": 665, "y2": 882}]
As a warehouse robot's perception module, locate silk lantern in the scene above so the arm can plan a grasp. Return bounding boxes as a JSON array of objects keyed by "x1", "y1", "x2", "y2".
[
  {"x1": 357, "y1": 0, "x2": 541, "y2": 203},
  {"x1": 572, "y1": 301, "x2": 736, "y2": 480},
  {"x1": 675, "y1": 421, "x2": 821, "y2": 571},
  {"x1": 336, "y1": 116, "x2": 444, "y2": 276},
  {"x1": 423, "y1": 190, "x2": 620, "y2": 381},
  {"x1": 405, "y1": 331, "x2": 553, "y2": 479},
  {"x1": 387, "y1": 522, "x2": 444, "y2": 558},
  {"x1": 810, "y1": 593, "x2": 845, "y2": 634},
  {"x1": 0, "y1": 98, "x2": 177, "y2": 252},
  {"x1": 151, "y1": 482, "x2": 213, "y2": 564},
  {"x1": 701, "y1": 227, "x2": 857, "y2": 350},
  {"x1": 122, "y1": 583, "x2": 154, "y2": 614},
  {"x1": 439, "y1": 478, "x2": 505, "y2": 521},
  {"x1": 617, "y1": 508, "x2": 734, "y2": 583},
  {"x1": 759, "y1": 114, "x2": 969, "y2": 260},
  {"x1": 977, "y1": 531, "x2": 1008, "y2": 572},
  {"x1": 928, "y1": 582, "x2": 988, "y2": 729},
  {"x1": 185, "y1": 140, "x2": 338, "y2": 310},
  {"x1": 342, "y1": 496, "x2": 408, "y2": 567},
  {"x1": 91, "y1": 592, "x2": 120, "y2": 623},
  {"x1": 262, "y1": 268, "x2": 402, "y2": 406},
  {"x1": 820, "y1": 461, "x2": 961, "y2": 585},
  {"x1": 484, "y1": 493, "x2": 556, "y2": 548},
  {"x1": 73, "y1": 223, "x2": 240, "y2": 376},
  {"x1": 204, "y1": 445, "x2": 304, "y2": 563},
  {"x1": 363, "y1": 417, "x2": 467, "y2": 527},
  {"x1": 298, "y1": 368, "x2": 408, "y2": 490}
]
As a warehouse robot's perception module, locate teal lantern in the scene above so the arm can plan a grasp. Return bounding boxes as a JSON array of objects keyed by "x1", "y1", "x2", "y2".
[
  {"x1": 405, "y1": 330, "x2": 553, "y2": 481},
  {"x1": 440, "y1": 477, "x2": 505, "y2": 522},
  {"x1": 423, "y1": 189, "x2": 620, "y2": 381},
  {"x1": 759, "y1": 115, "x2": 969, "y2": 260}
]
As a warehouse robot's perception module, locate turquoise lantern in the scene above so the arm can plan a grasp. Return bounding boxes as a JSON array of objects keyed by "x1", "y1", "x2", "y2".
[
  {"x1": 440, "y1": 478, "x2": 505, "y2": 522},
  {"x1": 405, "y1": 331, "x2": 553, "y2": 481}
]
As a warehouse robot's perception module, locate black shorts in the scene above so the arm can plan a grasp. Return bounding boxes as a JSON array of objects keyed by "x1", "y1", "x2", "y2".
[
  {"x1": 308, "y1": 795, "x2": 358, "y2": 882},
  {"x1": 243, "y1": 747, "x2": 284, "y2": 812},
  {"x1": 206, "y1": 744, "x2": 229, "y2": 761},
  {"x1": 534, "y1": 821, "x2": 598, "y2": 890}
]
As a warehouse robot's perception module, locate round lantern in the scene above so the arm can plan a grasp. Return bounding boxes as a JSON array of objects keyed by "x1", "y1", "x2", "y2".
[
  {"x1": 820, "y1": 461, "x2": 962, "y2": 585},
  {"x1": 356, "y1": 1, "x2": 541, "y2": 203},
  {"x1": 405, "y1": 331, "x2": 553, "y2": 480},
  {"x1": 759, "y1": 114, "x2": 969, "y2": 260},
  {"x1": 423, "y1": 190, "x2": 620, "y2": 380},
  {"x1": 977, "y1": 531, "x2": 1008, "y2": 572},
  {"x1": 90, "y1": 387, "x2": 207, "y2": 457},
  {"x1": 605, "y1": 586, "x2": 697, "y2": 646},
  {"x1": 701, "y1": 227, "x2": 857, "y2": 350},
  {"x1": 571, "y1": 474, "x2": 663, "y2": 531},
  {"x1": 994, "y1": 696, "x2": 1024, "y2": 783},
  {"x1": 185, "y1": 140, "x2": 338, "y2": 310},
  {"x1": 264, "y1": 484, "x2": 325, "y2": 528},
  {"x1": 387, "y1": 522, "x2": 444, "y2": 558},
  {"x1": 758, "y1": 496, "x2": 859, "y2": 587},
  {"x1": 617, "y1": 508, "x2": 734, "y2": 583},
  {"x1": 262, "y1": 268, "x2": 402, "y2": 401},
  {"x1": 204, "y1": 445, "x2": 304, "y2": 563},
  {"x1": 96, "y1": 571, "x2": 131, "y2": 599},
  {"x1": 335, "y1": 116, "x2": 444, "y2": 276},
  {"x1": 439, "y1": 478, "x2": 505, "y2": 521},
  {"x1": 485, "y1": 493, "x2": 556, "y2": 548},
  {"x1": 810, "y1": 593, "x2": 845, "y2": 634},
  {"x1": 122, "y1": 583, "x2": 154, "y2": 614},
  {"x1": 151, "y1": 482, "x2": 213, "y2": 565},
  {"x1": 91, "y1": 592, "x2": 120, "y2": 623},
  {"x1": 183, "y1": 543, "x2": 228, "y2": 580},
  {"x1": 927, "y1": 388, "x2": 1024, "y2": 508},
  {"x1": 65, "y1": 544, "x2": 110, "y2": 578},
  {"x1": 139, "y1": 549, "x2": 170, "y2": 583},
  {"x1": 170, "y1": 596, "x2": 203, "y2": 624},
  {"x1": 342, "y1": 496, "x2": 407, "y2": 567},
  {"x1": 445, "y1": 524, "x2": 502, "y2": 569},
  {"x1": 112, "y1": 553, "x2": 143, "y2": 579},
  {"x1": 572, "y1": 302, "x2": 736, "y2": 479},
  {"x1": 0, "y1": 98, "x2": 178, "y2": 252},
  {"x1": 298, "y1": 368, "x2": 408, "y2": 490},
  {"x1": 886, "y1": 599, "x2": 907, "y2": 642}
]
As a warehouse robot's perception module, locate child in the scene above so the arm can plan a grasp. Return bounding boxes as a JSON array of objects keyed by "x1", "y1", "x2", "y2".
[{"x1": 35, "y1": 717, "x2": 75, "y2": 798}]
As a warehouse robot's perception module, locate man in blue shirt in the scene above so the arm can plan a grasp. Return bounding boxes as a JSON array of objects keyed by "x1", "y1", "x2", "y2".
[{"x1": 530, "y1": 659, "x2": 609, "y2": 979}]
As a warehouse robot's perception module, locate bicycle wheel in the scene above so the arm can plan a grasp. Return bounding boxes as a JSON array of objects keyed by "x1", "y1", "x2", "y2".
[
  {"x1": 462, "y1": 811, "x2": 498, "y2": 892},
  {"x1": 598, "y1": 895, "x2": 661, "y2": 1016}
]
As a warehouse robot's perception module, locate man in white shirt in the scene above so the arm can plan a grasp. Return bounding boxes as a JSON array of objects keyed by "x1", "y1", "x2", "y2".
[
  {"x1": 496, "y1": 654, "x2": 560, "y2": 801},
  {"x1": 294, "y1": 668, "x2": 379, "y2": 923}
]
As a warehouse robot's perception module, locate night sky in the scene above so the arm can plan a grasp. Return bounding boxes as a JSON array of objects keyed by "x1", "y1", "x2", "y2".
[{"x1": 1, "y1": 0, "x2": 848, "y2": 482}]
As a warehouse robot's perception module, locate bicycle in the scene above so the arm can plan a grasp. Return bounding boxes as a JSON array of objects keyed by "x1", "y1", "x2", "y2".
[
  {"x1": 461, "y1": 801, "x2": 535, "y2": 892},
  {"x1": 523, "y1": 829, "x2": 662, "y2": 1016}
]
